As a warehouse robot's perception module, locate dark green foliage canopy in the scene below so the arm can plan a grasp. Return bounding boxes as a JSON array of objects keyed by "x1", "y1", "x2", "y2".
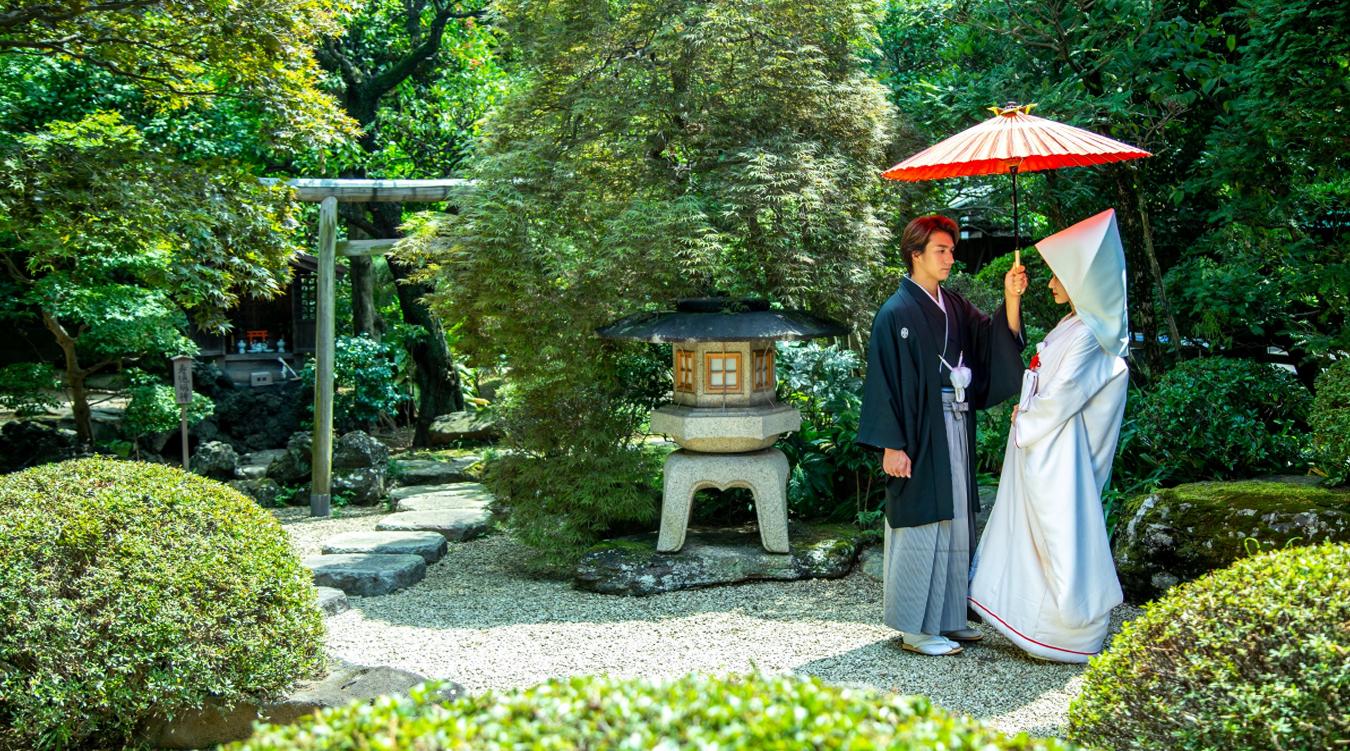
[{"x1": 406, "y1": 0, "x2": 906, "y2": 568}]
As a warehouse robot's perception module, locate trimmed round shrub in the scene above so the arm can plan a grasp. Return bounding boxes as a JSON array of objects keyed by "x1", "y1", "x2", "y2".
[
  {"x1": 1068, "y1": 542, "x2": 1350, "y2": 751},
  {"x1": 1133, "y1": 357, "x2": 1311, "y2": 483},
  {"x1": 1312, "y1": 358, "x2": 1350, "y2": 485},
  {"x1": 0, "y1": 457, "x2": 325, "y2": 750},
  {"x1": 231, "y1": 672, "x2": 1078, "y2": 750}
]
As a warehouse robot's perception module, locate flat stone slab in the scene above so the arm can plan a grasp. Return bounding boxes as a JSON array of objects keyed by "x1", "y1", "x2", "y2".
[
  {"x1": 304, "y1": 553, "x2": 427, "y2": 596},
  {"x1": 574, "y1": 523, "x2": 864, "y2": 596},
  {"x1": 315, "y1": 586, "x2": 350, "y2": 616},
  {"x1": 322, "y1": 531, "x2": 449, "y2": 564},
  {"x1": 147, "y1": 661, "x2": 462, "y2": 749},
  {"x1": 376, "y1": 508, "x2": 491, "y2": 541},
  {"x1": 391, "y1": 456, "x2": 481, "y2": 487},
  {"x1": 393, "y1": 482, "x2": 495, "y2": 512},
  {"x1": 238, "y1": 449, "x2": 286, "y2": 480}
]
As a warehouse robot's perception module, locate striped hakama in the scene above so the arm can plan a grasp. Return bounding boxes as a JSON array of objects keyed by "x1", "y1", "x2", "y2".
[{"x1": 883, "y1": 389, "x2": 973, "y2": 635}]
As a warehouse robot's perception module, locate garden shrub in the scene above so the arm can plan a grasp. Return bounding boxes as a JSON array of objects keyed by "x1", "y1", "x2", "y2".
[
  {"x1": 1131, "y1": 357, "x2": 1311, "y2": 484},
  {"x1": 120, "y1": 368, "x2": 214, "y2": 451},
  {"x1": 0, "y1": 457, "x2": 325, "y2": 750},
  {"x1": 1312, "y1": 358, "x2": 1350, "y2": 485},
  {"x1": 1068, "y1": 542, "x2": 1350, "y2": 751},
  {"x1": 776, "y1": 342, "x2": 883, "y2": 524},
  {"x1": 301, "y1": 334, "x2": 408, "y2": 432},
  {"x1": 233, "y1": 672, "x2": 1079, "y2": 750}
]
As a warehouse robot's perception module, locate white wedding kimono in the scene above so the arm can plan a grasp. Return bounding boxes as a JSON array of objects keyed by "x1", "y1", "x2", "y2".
[{"x1": 969, "y1": 209, "x2": 1131, "y2": 663}]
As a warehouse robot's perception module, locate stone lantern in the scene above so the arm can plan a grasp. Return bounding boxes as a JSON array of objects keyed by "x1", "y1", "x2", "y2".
[{"x1": 598, "y1": 298, "x2": 847, "y2": 553}]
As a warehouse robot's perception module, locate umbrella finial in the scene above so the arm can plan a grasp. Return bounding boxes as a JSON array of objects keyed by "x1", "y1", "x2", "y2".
[{"x1": 989, "y1": 102, "x2": 1038, "y2": 116}]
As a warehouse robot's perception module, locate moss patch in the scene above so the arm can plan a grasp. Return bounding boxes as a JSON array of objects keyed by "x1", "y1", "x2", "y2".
[{"x1": 1115, "y1": 478, "x2": 1350, "y2": 602}]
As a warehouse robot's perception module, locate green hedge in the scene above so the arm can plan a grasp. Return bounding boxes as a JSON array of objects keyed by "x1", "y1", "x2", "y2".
[
  {"x1": 0, "y1": 458, "x2": 325, "y2": 750},
  {"x1": 1069, "y1": 542, "x2": 1350, "y2": 750},
  {"x1": 233, "y1": 672, "x2": 1079, "y2": 750}
]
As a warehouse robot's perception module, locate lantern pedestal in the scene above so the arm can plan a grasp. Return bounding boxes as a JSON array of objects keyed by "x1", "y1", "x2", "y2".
[{"x1": 657, "y1": 448, "x2": 789, "y2": 554}]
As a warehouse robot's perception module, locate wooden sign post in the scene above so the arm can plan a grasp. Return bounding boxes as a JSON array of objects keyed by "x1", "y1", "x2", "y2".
[{"x1": 170, "y1": 355, "x2": 195, "y2": 470}]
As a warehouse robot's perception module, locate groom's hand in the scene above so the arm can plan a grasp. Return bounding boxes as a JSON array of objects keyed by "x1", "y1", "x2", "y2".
[
  {"x1": 1004, "y1": 264, "x2": 1028, "y2": 299},
  {"x1": 883, "y1": 448, "x2": 912, "y2": 478}
]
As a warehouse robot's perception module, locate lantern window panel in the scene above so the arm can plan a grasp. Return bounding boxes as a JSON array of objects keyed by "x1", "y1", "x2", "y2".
[
  {"x1": 753, "y1": 348, "x2": 775, "y2": 391},
  {"x1": 705, "y1": 352, "x2": 741, "y2": 392},
  {"x1": 675, "y1": 349, "x2": 696, "y2": 392}
]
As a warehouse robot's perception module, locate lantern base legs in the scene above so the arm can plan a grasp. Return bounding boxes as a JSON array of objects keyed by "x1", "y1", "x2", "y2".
[{"x1": 657, "y1": 448, "x2": 789, "y2": 554}]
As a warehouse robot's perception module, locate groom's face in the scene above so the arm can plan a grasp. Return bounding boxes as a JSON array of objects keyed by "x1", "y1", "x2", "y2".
[{"x1": 912, "y1": 231, "x2": 956, "y2": 282}]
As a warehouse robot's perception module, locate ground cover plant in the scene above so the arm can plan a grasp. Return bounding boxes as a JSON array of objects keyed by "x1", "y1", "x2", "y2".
[
  {"x1": 233, "y1": 672, "x2": 1080, "y2": 750},
  {"x1": 0, "y1": 458, "x2": 325, "y2": 750}
]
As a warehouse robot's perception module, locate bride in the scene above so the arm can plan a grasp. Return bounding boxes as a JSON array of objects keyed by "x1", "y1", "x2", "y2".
[{"x1": 968, "y1": 209, "x2": 1130, "y2": 663}]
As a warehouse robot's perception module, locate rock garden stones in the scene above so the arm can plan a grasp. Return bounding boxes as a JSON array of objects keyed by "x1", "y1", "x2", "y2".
[
  {"x1": 266, "y1": 430, "x2": 390, "y2": 505},
  {"x1": 376, "y1": 508, "x2": 491, "y2": 541},
  {"x1": 393, "y1": 482, "x2": 495, "y2": 512},
  {"x1": 390, "y1": 455, "x2": 482, "y2": 486},
  {"x1": 191, "y1": 440, "x2": 239, "y2": 480},
  {"x1": 322, "y1": 531, "x2": 449, "y2": 564},
  {"x1": 315, "y1": 586, "x2": 350, "y2": 616},
  {"x1": 575, "y1": 523, "x2": 865, "y2": 596},
  {"x1": 304, "y1": 553, "x2": 427, "y2": 596},
  {"x1": 1113, "y1": 477, "x2": 1350, "y2": 601},
  {"x1": 428, "y1": 411, "x2": 501, "y2": 444}
]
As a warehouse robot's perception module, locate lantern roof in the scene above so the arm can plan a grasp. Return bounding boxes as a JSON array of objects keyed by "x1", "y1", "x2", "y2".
[{"x1": 596, "y1": 297, "x2": 848, "y2": 343}]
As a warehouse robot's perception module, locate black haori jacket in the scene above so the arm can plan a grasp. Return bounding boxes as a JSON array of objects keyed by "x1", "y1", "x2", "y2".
[{"x1": 857, "y1": 280, "x2": 1025, "y2": 529}]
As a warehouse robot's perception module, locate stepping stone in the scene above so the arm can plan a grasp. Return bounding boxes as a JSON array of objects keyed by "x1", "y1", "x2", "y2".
[
  {"x1": 304, "y1": 553, "x2": 427, "y2": 596},
  {"x1": 315, "y1": 586, "x2": 350, "y2": 616},
  {"x1": 390, "y1": 456, "x2": 481, "y2": 487},
  {"x1": 376, "y1": 508, "x2": 491, "y2": 541},
  {"x1": 321, "y1": 531, "x2": 449, "y2": 564},
  {"x1": 393, "y1": 483, "x2": 495, "y2": 512}
]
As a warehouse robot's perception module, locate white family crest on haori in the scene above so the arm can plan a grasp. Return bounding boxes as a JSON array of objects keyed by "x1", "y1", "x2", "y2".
[{"x1": 968, "y1": 208, "x2": 1131, "y2": 663}]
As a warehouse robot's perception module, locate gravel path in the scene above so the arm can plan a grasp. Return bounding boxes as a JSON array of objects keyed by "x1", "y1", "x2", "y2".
[{"x1": 276, "y1": 508, "x2": 1139, "y2": 739}]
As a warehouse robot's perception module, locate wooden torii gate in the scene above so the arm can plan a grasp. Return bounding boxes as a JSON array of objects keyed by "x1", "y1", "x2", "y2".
[{"x1": 282, "y1": 178, "x2": 474, "y2": 517}]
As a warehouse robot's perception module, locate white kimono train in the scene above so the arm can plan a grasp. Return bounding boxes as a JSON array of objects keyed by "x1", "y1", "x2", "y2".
[{"x1": 968, "y1": 314, "x2": 1128, "y2": 663}]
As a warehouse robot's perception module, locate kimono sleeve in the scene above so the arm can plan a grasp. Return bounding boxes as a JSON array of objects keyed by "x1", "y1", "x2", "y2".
[
  {"x1": 857, "y1": 307, "x2": 910, "y2": 453},
  {"x1": 964, "y1": 297, "x2": 1027, "y2": 410},
  {"x1": 1014, "y1": 327, "x2": 1107, "y2": 448}
]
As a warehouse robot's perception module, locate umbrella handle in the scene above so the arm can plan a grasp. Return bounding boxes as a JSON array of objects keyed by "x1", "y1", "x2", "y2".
[{"x1": 1011, "y1": 164, "x2": 1021, "y2": 272}]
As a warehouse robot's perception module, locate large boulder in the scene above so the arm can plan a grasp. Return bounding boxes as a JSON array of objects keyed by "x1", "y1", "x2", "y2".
[
  {"x1": 333, "y1": 430, "x2": 389, "y2": 470},
  {"x1": 575, "y1": 523, "x2": 864, "y2": 596},
  {"x1": 428, "y1": 411, "x2": 502, "y2": 445},
  {"x1": 213, "y1": 382, "x2": 305, "y2": 452},
  {"x1": 267, "y1": 432, "x2": 313, "y2": 485},
  {"x1": 1113, "y1": 478, "x2": 1350, "y2": 602},
  {"x1": 192, "y1": 440, "x2": 240, "y2": 480},
  {"x1": 228, "y1": 478, "x2": 284, "y2": 506}
]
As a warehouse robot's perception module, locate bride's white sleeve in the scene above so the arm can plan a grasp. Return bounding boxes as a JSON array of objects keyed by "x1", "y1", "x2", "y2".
[{"x1": 1014, "y1": 328, "x2": 1105, "y2": 448}]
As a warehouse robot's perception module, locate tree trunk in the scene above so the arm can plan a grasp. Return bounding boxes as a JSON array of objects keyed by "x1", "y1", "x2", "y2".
[
  {"x1": 349, "y1": 255, "x2": 379, "y2": 339},
  {"x1": 387, "y1": 257, "x2": 463, "y2": 445},
  {"x1": 42, "y1": 311, "x2": 93, "y2": 446}
]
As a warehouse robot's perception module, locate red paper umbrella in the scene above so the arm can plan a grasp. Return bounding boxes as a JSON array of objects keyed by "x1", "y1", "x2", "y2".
[{"x1": 883, "y1": 103, "x2": 1150, "y2": 264}]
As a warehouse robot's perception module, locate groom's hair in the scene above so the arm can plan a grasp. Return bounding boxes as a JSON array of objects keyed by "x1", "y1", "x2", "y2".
[{"x1": 900, "y1": 215, "x2": 959, "y2": 273}]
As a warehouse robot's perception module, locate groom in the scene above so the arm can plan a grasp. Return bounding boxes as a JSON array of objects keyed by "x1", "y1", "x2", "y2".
[{"x1": 858, "y1": 215, "x2": 1026, "y2": 656}]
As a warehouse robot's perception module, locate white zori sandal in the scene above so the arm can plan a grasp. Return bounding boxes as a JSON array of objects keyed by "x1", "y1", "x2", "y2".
[{"x1": 901, "y1": 633, "x2": 963, "y2": 656}]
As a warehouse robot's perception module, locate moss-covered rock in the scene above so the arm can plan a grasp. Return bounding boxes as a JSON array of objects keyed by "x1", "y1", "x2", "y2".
[
  {"x1": 0, "y1": 458, "x2": 325, "y2": 750},
  {"x1": 1113, "y1": 477, "x2": 1350, "y2": 601},
  {"x1": 574, "y1": 522, "x2": 863, "y2": 596},
  {"x1": 232, "y1": 672, "x2": 1079, "y2": 750},
  {"x1": 1069, "y1": 543, "x2": 1350, "y2": 751}
]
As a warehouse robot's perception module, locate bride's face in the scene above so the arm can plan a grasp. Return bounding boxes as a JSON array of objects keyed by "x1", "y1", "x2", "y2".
[{"x1": 1048, "y1": 275, "x2": 1071, "y2": 306}]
